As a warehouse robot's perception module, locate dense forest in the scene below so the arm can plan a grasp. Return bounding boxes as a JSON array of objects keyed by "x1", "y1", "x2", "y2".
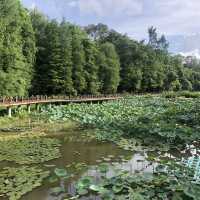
[{"x1": 1, "y1": 0, "x2": 200, "y2": 97}]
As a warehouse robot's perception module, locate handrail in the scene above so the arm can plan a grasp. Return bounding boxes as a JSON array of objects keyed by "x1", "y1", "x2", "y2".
[{"x1": 0, "y1": 94, "x2": 122, "y2": 105}]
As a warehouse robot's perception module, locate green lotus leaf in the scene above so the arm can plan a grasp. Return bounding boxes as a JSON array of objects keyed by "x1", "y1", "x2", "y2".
[
  {"x1": 112, "y1": 185, "x2": 123, "y2": 193},
  {"x1": 77, "y1": 176, "x2": 93, "y2": 189},
  {"x1": 77, "y1": 188, "x2": 88, "y2": 196},
  {"x1": 98, "y1": 163, "x2": 109, "y2": 173},
  {"x1": 48, "y1": 175, "x2": 59, "y2": 183},
  {"x1": 54, "y1": 168, "x2": 68, "y2": 178},
  {"x1": 0, "y1": 166, "x2": 49, "y2": 200},
  {"x1": 89, "y1": 184, "x2": 105, "y2": 193},
  {"x1": 0, "y1": 137, "x2": 61, "y2": 164}
]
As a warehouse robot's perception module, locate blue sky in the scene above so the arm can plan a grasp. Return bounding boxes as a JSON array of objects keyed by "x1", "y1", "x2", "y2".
[{"x1": 22, "y1": 0, "x2": 200, "y2": 41}]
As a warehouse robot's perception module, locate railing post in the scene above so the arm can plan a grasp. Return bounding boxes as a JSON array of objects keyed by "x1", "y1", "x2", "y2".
[
  {"x1": 27, "y1": 104, "x2": 31, "y2": 113},
  {"x1": 36, "y1": 104, "x2": 40, "y2": 111},
  {"x1": 7, "y1": 107, "x2": 12, "y2": 117}
]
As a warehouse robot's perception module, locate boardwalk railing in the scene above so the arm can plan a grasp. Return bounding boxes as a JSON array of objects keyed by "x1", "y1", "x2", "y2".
[
  {"x1": 0, "y1": 94, "x2": 123, "y2": 117},
  {"x1": 0, "y1": 94, "x2": 121, "y2": 105}
]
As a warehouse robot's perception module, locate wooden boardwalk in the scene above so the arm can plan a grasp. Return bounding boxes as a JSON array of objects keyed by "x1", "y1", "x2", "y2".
[{"x1": 0, "y1": 95, "x2": 122, "y2": 117}]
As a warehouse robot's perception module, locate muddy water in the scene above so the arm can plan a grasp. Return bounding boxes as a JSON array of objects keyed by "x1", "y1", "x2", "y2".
[
  {"x1": 0, "y1": 120, "x2": 198, "y2": 200},
  {"x1": 10, "y1": 126, "x2": 152, "y2": 200}
]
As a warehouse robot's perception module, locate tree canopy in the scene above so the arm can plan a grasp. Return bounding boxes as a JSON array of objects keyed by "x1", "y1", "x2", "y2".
[
  {"x1": 1, "y1": 1, "x2": 200, "y2": 96},
  {"x1": 0, "y1": 0, "x2": 36, "y2": 96}
]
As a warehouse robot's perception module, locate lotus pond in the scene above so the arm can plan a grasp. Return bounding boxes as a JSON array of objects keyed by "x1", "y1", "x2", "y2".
[{"x1": 0, "y1": 95, "x2": 200, "y2": 200}]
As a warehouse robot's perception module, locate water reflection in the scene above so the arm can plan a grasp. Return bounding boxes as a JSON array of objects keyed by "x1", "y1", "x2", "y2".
[{"x1": 22, "y1": 130, "x2": 156, "y2": 200}]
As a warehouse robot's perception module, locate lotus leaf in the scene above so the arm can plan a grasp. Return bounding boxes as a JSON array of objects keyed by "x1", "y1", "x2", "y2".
[
  {"x1": 0, "y1": 137, "x2": 61, "y2": 164},
  {"x1": 54, "y1": 168, "x2": 68, "y2": 178},
  {"x1": 43, "y1": 96, "x2": 200, "y2": 150},
  {"x1": 0, "y1": 166, "x2": 49, "y2": 200},
  {"x1": 98, "y1": 163, "x2": 109, "y2": 173}
]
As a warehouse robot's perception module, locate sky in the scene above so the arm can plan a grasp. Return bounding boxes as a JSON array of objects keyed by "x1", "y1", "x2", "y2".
[{"x1": 21, "y1": 0, "x2": 200, "y2": 41}]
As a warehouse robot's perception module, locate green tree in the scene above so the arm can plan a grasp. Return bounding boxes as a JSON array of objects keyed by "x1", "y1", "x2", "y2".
[
  {"x1": 58, "y1": 21, "x2": 75, "y2": 95},
  {"x1": 71, "y1": 26, "x2": 87, "y2": 94},
  {"x1": 83, "y1": 39, "x2": 100, "y2": 94},
  {"x1": 170, "y1": 80, "x2": 182, "y2": 91},
  {"x1": 43, "y1": 20, "x2": 62, "y2": 94},
  {"x1": 85, "y1": 23, "x2": 110, "y2": 42},
  {"x1": 97, "y1": 43, "x2": 120, "y2": 94},
  {"x1": 158, "y1": 35, "x2": 169, "y2": 52},
  {"x1": 30, "y1": 9, "x2": 48, "y2": 94},
  {"x1": 0, "y1": 0, "x2": 36, "y2": 96},
  {"x1": 148, "y1": 26, "x2": 158, "y2": 49},
  {"x1": 148, "y1": 26, "x2": 169, "y2": 51}
]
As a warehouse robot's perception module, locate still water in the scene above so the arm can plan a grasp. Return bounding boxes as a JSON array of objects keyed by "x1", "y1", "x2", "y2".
[{"x1": 21, "y1": 129, "x2": 154, "y2": 200}]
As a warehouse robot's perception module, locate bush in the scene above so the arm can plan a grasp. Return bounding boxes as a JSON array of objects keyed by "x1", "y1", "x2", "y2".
[{"x1": 163, "y1": 91, "x2": 200, "y2": 98}]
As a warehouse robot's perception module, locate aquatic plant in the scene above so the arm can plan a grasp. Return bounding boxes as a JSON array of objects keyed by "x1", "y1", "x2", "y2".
[
  {"x1": 42, "y1": 96, "x2": 200, "y2": 149},
  {"x1": 74, "y1": 161, "x2": 200, "y2": 200},
  {"x1": 0, "y1": 166, "x2": 49, "y2": 200},
  {"x1": 0, "y1": 137, "x2": 61, "y2": 164}
]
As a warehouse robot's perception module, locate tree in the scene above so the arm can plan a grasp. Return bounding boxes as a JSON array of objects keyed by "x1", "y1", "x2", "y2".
[
  {"x1": 117, "y1": 38, "x2": 144, "y2": 92},
  {"x1": 85, "y1": 23, "x2": 110, "y2": 42},
  {"x1": 31, "y1": 19, "x2": 62, "y2": 95},
  {"x1": 148, "y1": 26, "x2": 158, "y2": 49},
  {"x1": 21, "y1": 7, "x2": 36, "y2": 94},
  {"x1": 148, "y1": 26, "x2": 169, "y2": 51},
  {"x1": 2, "y1": 5, "x2": 200, "y2": 96},
  {"x1": 170, "y1": 80, "x2": 182, "y2": 91},
  {"x1": 97, "y1": 43, "x2": 120, "y2": 94},
  {"x1": 43, "y1": 20, "x2": 62, "y2": 94},
  {"x1": 190, "y1": 72, "x2": 200, "y2": 91},
  {"x1": 58, "y1": 21, "x2": 75, "y2": 95},
  {"x1": 83, "y1": 39, "x2": 100, "y2": 94},
  {"x1": 0, "y1": 0, "x2": 36, "y2": 96},
  {"x1": 30, "y1": 9, "x2": 48, "y2": 94},
  {"x1": 71, "y1": 26, "x2": 87, "y2": 94},
  {"x1": 121, "y1": 64, "x2": 142, "y2": 92},
  {"x1": 164, "y1": 70, "x2": 178, "y2": 91},
  {"x1": 141, "y1": 59, "x2": 165, "y2": 92},
  {"x1": 158, "y1": 35, "x2": 169, "y2": 52}
]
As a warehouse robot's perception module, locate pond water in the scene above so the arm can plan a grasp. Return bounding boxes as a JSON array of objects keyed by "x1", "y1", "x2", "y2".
[
  {"x1": 21, "y1": 129, "x2": 155, "y2": 200},
  {"x1": 0, "y1": 120, "x2": 154, "y2": 200},
  {"x1": 0, "y1": 120, "x2": 198, "y2": 200}
]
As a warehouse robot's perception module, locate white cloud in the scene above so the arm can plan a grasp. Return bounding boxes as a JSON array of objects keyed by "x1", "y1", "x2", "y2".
[
  {"x1": 21, "y1": 0, "x2": 200, "y2": 41},
  {"x1": 67, "y1": 1, "x2": 78, "y2": 8},
  {"x1": 114, "y1": 0, "x2": 200, "y2": 39},
  {"x1": 77, "y1": 0, "x2": 143, "y2": 17}
]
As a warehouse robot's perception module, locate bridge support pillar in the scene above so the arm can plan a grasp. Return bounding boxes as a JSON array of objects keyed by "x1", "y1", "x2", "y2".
[
  {"x1": 7, "y1": 107, "x2": 12, "y2": 118},
  {"x1": 36, "y1": 104, "x2": 39, "y2": 111},
  {"x1": 27, "y1": 104, "x2": 31, "y2": 113}
]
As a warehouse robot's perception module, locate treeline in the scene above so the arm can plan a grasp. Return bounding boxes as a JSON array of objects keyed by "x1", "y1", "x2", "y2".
[
  {"x1": 30, "y1": 11, "x2": 120, "y2": 95},
  {"x1": 1, "y1": 0, "x2": 200, "y2": 96}
]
